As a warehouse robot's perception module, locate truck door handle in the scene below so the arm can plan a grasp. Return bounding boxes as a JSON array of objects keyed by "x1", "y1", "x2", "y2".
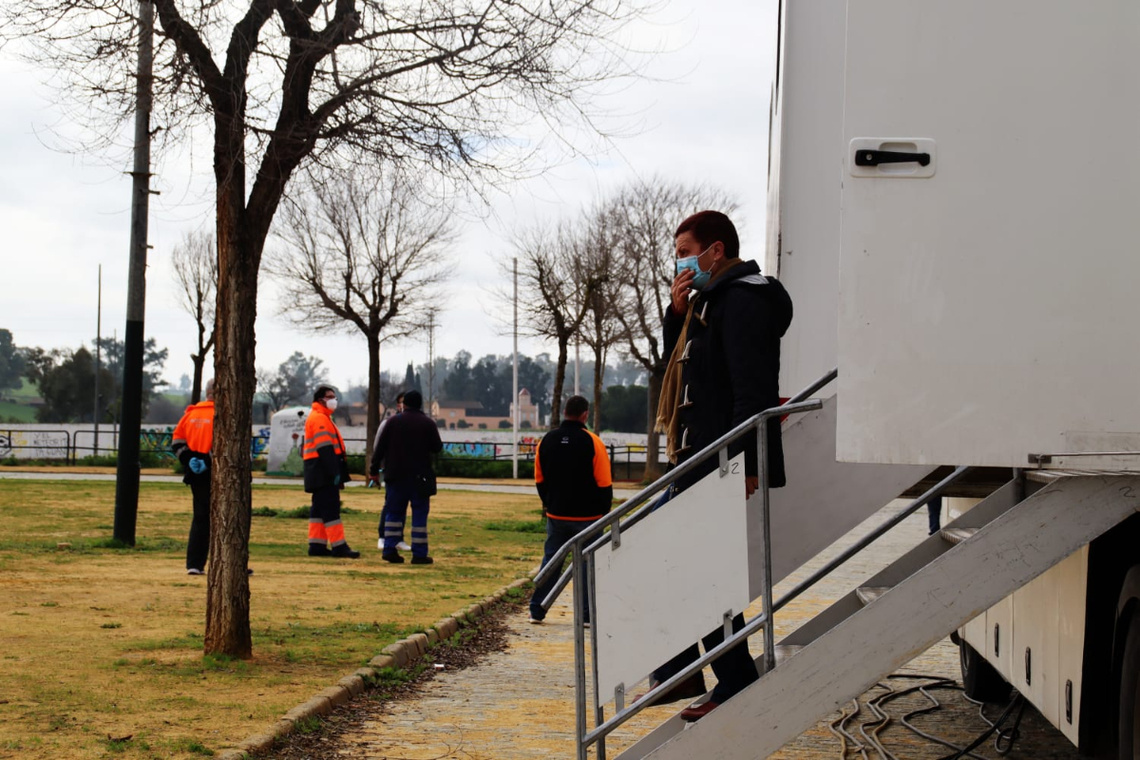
[{"x1": 854, "y1": 149, "x2": 931, "y2": 167}]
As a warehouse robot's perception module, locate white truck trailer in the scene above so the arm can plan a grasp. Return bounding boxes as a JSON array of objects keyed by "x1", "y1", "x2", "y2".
[{"x1": 540, "y1": 2, "x2": 1140, "y2": 758}]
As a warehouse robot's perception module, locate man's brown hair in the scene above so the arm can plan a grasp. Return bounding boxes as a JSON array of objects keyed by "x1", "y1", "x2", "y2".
[{"x1": 675, "y1": 210, "x2": 740, "y2": 259}]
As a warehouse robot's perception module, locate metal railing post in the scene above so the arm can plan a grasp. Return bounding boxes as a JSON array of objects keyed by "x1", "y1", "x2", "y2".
[
  {"x1": 758, "y1": 416, "x2": 776, "y2": 674},
  {"x1": 573, "y1": 539, "x2": 589, "y2": 760}
]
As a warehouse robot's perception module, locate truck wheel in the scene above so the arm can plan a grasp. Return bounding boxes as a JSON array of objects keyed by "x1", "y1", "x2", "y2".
[
  {"x1": 959, "y1": 639, "x2": 1011, "y2": 703},
  {"x1": 1118, "y1": 607, "x2": 1140, "y2": 760}
]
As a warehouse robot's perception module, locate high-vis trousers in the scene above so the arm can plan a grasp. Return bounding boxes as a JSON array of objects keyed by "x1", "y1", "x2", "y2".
[{"x1": 308, "y1": 487, "x2": 348, "y2": 550}]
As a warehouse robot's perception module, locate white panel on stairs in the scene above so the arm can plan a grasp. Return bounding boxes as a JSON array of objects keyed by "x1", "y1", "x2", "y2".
[{"x1": 594, "y1": 454, "x2": 750, "y2": 702}]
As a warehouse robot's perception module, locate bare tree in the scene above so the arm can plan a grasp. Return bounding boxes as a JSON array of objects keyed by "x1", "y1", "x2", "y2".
[
  {"x1": 268, "y1": 166, "x2": 454, "y2": 464},
  {"x1": 609, "y1": 179, "x2": 737, "y2": 479},
  {"x1": 3, "y1": 0, "x2": 649, "y2": 657},
  {"x1": 171, "y1": 230, "x2": 218, "y2": 403},
  {"x1": 577, "y1": 205, "x2": 629, "y2": 431},
  {"x1": 510, "y1": 223, "x2": 602, "y2": 428}
]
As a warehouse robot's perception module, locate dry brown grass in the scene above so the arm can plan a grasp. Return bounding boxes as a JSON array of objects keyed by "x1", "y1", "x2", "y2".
[{"x1": 0, "y1": 478, "x2": 545, "y2": 758}]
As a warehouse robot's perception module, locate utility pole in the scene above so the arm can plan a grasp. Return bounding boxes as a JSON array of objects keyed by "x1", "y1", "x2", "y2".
[
  {"x1": 113, "y1": 0, "x2": 154, "y2": 546},
  {"x1": 426, "y1": 310, "x2": 436, "y2": 412},
  {"x1": 94, "y1": 264, "x2": 102, "y2": 457},
  {"x1": 512, "y1": 257, "x2": 519, "y2": 480}
]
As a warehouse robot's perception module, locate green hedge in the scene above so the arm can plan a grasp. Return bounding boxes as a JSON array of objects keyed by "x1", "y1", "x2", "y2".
[{"x1": 434, "y1": 457, "x2": 534, "y2": 479}]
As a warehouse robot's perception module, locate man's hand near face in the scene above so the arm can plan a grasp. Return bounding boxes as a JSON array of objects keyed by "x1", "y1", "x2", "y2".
[{"x1": 671, "y1": 268, "x2": 695, "y2": 314}]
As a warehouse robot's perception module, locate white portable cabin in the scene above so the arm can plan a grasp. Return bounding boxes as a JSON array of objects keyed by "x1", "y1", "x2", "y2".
[{"x1": 549, "y1": 3, "x2": 1140, "y2": 759}]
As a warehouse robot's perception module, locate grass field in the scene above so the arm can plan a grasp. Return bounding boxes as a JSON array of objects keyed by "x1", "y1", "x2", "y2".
[
  {"x1": 0, "y1": 400, "x2": 36, "y2": 423},
  {"x1": 0, "y1": 478, "x2": 546, "y2": 758}
]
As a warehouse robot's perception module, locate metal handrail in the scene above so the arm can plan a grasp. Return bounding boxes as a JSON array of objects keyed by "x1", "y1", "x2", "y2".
[
  {"x1": 579, "y1": 464, "x2": 971, "y2": 744},
  {"x1": 535, "y1": 367, "x2": 840, "y2": 611},
  {"x1": 533, "y1": 397, "x2": 826, "y2": 592},
  {"x1": 543, "y1": 367, "x2": 838, "y2": 760}
]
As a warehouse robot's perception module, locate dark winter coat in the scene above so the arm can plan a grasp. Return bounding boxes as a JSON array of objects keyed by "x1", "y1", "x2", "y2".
[
  {"x1": 663, "y1": 259, "x2": 793, "y2": 488},
  {"x1": 370, "y1": 408, "x2": 443, "y2": 484},
  {"x1": 535, "y1": 419, "x2": 614, "y2": 521}
]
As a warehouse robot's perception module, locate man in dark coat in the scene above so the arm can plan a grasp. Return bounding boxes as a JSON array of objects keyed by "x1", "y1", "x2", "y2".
[
  {"x1": 650, "y1": 209, "x2": 793, "y2": 721},
  {"x1": 371, "y1": 390, "x2": 442, "y2": 564}
]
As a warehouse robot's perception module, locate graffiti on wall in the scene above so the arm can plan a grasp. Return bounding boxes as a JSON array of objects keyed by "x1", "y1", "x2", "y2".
[{"x1": 0, "y1": 430, "x2": 70, "y2": 459}]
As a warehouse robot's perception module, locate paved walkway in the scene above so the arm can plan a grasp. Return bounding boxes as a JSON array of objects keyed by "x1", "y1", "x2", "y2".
[{"x1": 315, "y1": 502, "x2": 1081, "y2": 760}]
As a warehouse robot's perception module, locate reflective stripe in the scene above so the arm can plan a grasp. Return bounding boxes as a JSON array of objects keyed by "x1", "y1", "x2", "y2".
[
  {"x1": 308, "y1": 522, "x2": 328, "y2": 540},
  {"x1": 549, "y1": 513, "x2": 604, "y2": 522},
  {"x1": 326, "y1": 522, "x2": 346, "y2": 543}
]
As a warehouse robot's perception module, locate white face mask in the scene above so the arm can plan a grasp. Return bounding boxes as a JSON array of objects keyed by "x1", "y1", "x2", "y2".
[{"x1": 325, "y1": 398, "x2": 338, "y2": 411}]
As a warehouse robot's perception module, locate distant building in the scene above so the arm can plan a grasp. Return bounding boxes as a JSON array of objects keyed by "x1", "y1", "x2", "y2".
[
  {"x1": 510, "y1": 388, "x2": 540, "y2": 428},
  {"x1": 430, "y1": 390, "x2": 540, "y2": 430}
]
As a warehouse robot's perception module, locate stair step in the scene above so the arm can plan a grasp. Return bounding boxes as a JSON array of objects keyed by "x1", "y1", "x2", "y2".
[
  {"x1": 855, "y1": 586, "x2": 892, "y2": 606},
  {"x1": 940, "y1": 527, "x2": 977, "y2": 545}
]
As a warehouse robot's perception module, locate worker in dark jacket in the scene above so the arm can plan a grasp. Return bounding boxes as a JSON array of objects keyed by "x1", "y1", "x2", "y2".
[
  {"x1": 371, "y1": 390, "x2": 442, "y2": 564},
  {"x1": 650, "y1": 209, "x2": 794, "y2": 721},
  {"x1": 171, "y1": 379, "x2": 215, "y2": 575},
  {"x1": 303, "y1": 385, "x2": 359, "y2": 558},
  {"x1": 528, "y1": 395, "x2": 613, "y2": 624}
]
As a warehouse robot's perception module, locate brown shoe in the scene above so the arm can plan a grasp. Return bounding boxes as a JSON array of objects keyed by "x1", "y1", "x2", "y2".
[
  {"x1": 635, "y1": 674, "x2": 707, "y2": 707},
  {"x1": 679, "y1": 700, "x2": 720, "y2": 722}
]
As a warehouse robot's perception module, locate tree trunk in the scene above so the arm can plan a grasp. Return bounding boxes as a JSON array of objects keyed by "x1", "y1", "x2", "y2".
[
  {"x1": 365, "y1": 335, "x2": 381, "y2": 466},
  {"x1": 551, "y1": 338, "x2": 569, "y2": 428},
  {"x1": 190, "y1": 352, "x2": 205, "y2": 404},
  {"x1": 643, "y1": 368, "x2": 664, "y2": 482},
  {"x1": 592, "y1": 344, "x2": 604, "y2": 431},
  {"x1": 205, "y1": 132, "x2": 254, "y2": 659}
]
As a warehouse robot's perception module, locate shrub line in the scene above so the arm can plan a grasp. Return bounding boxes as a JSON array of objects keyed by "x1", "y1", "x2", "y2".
[{"x1": 213, "y1": 575, "x2": 534, "y2": 760}]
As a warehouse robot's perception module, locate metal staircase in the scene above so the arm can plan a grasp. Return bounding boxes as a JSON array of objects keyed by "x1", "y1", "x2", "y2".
[
  {"x1": 621, "y1": 471, "x2": 1140, "y2": 760},
  {"x1": 532, "y1": 367, "x2": 1140, "y2": 759}
]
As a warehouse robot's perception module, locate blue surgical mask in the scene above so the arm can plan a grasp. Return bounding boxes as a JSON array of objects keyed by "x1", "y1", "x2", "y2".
[{"x1": 676, "y1": 245, "x2": 714, "y2": 290}]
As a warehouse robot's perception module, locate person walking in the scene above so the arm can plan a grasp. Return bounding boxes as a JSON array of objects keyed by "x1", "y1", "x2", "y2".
[
  {"x1": 371, "y1": 390, "x2": 442, "y2": 564},
  {"x1": 649, "y1": 209, "x2": 794, "y2": 722},
  {"x1": 528, "y1": 395, "x2": 613, "y2": 625},
  {"x1": 304, "y1": 385, "x2": 360, "y2": 558},
  {"x1": 171, "y1": 379, "x2": 215, "y2": 575}
]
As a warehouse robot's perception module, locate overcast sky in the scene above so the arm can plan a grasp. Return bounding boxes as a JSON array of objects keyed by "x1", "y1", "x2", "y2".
[{"x1": 0, "y1": 0, "x2": 778, "y2": 394}]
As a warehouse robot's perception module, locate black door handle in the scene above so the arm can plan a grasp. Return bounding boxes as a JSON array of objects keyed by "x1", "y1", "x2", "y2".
[{"x1": 855, "y1": 149, "x2": 931, "y2": 167}]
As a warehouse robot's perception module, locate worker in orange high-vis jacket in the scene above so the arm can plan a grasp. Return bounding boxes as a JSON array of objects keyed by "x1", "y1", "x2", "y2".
[
  {"x1": 528, "y1": 394, "x2": 613, "y2": 624},
  {"x1": 303, "y1": 385, "x2": 360, "y2": 558},
  {"x1": 171, "y1": 379, "x2": 215, "y2": 575}
]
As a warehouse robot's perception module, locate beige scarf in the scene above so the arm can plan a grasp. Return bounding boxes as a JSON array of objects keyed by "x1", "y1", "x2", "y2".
[
  {"x1": 655, "y1": 300, "x2": 695, "y2": 464},
  {"x1": 654, "y1": 259, "x2": 748, "y2": 464}
]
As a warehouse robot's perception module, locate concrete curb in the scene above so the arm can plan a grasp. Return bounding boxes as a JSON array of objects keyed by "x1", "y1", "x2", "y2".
[{"x1": 212, "y1": 575, "x2": 533, "y2": 758}]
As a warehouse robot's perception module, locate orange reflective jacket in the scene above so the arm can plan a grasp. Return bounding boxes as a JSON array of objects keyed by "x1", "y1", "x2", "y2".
[
  {"x1": 172, "y1": 400, "x2": 214, "y2": 455},
  {"x1": 303, "y1": 403, "x2": 345, "y2": 459}
]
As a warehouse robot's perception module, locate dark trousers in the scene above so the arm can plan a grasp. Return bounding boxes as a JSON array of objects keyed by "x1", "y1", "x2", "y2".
[
  {"x1": 186, "y1": 477, "x2": 211, "y2": 571},
  {"x1": 382, "y1": 479, "x2": 430, "y2": 557},
  {"x1": 927, "y1": 496, "x2": 943, "y2": 535},
  {"x1": 653, "y1": 612, "x2": 758, "y2": 703},
  {"x1": 529, "y1": 516, "x2": 595, "y2": 622}
]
